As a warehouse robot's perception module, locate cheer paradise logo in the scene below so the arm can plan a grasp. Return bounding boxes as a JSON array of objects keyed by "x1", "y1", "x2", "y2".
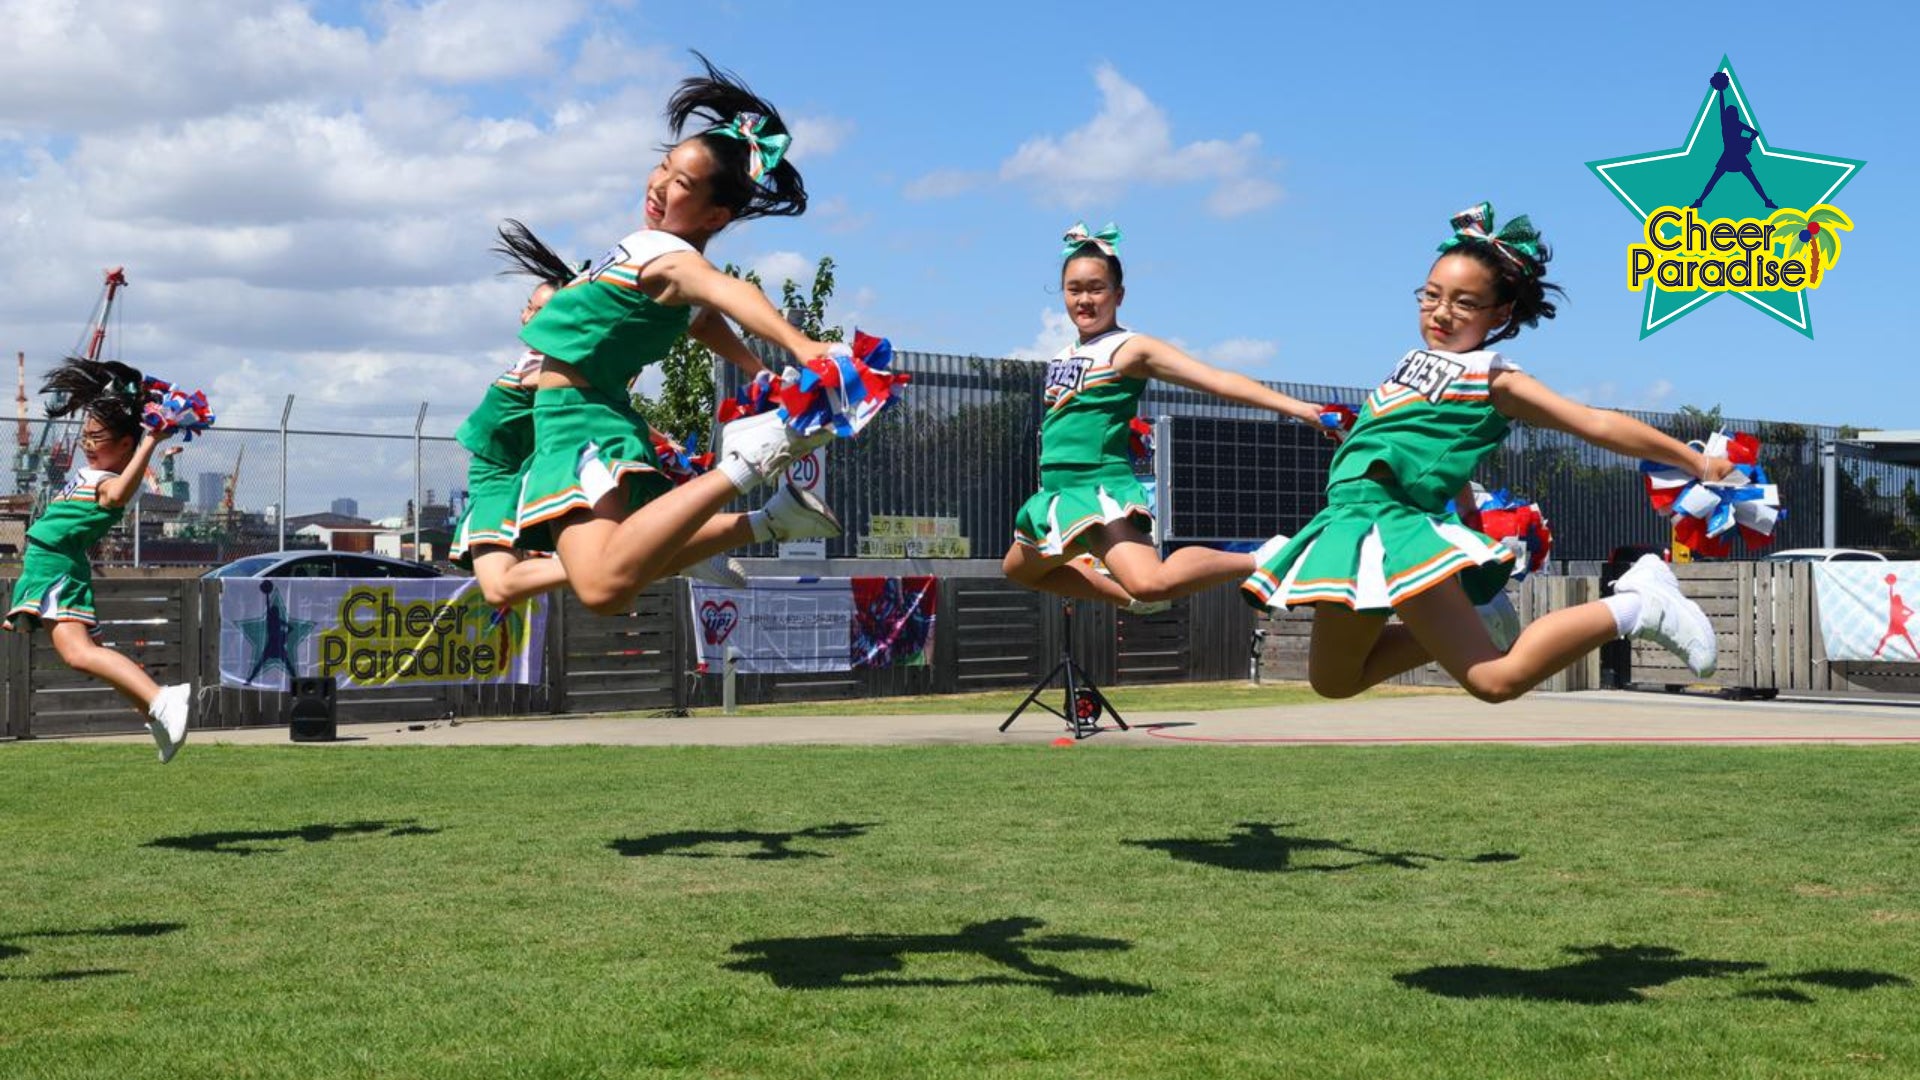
[
  {"x1": 317, "y1": 586, "x2": 523, "y2": 685},
  {"x1": 1587, "y1": 57, "x2": 1864, "y2": 339}
]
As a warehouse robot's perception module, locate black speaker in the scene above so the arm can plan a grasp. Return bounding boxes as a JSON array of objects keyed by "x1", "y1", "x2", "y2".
[{"x1": 289, "y1": 677, "x2": 337, "y2": 742}]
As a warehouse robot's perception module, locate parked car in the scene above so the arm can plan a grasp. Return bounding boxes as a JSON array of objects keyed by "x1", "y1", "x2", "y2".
[
  {"x1": 1761, "y1": 548, "x2": 1888, "y2": 564},
  {"x1": 201, "y1": 551, "x2": 446, "y2": 579}
]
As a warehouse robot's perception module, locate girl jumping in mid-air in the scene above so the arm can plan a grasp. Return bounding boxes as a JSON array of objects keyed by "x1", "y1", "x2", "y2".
[
  {"x1": 1002, "y1": 222, "x2": 1331, "y2": 611},
  {"x1": 451, "y1": 221, "x2": 750, "y2": 606},
  {"x1": 1243, "y1": 203, "x2": 1732, "y2": 702},
  {"x1": 515, "y1": 54, "x2": 847, "y2": 614},
  {"x1": 4, "y1": 359, "x2": 190, "y2": 760}
]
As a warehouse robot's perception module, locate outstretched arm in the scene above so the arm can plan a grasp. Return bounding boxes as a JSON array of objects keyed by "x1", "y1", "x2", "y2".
[
  {"x1": 1491, "y1": 371, "x2": 1735, "y2": 481},
  {"x1": 645, "y1": 252, "x2": 835, "y2": 365},
  {"x1": 96, "y1": 430, "x2": 171, "y2": 509},
  {"x1": 1120, "y1": 336, "x2": 1322, "y2": 426},
  {"x1": 690, "y1": 307, "x2": 776, "y2": 379}
]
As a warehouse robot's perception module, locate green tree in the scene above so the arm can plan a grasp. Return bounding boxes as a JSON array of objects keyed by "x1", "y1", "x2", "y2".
[{"x1": 633, "y1": 257, "x2": 842, "y2": 440}]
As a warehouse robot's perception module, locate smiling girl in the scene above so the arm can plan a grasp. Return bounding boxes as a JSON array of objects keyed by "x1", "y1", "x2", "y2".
[
  {"x1": 1243, "y1": 203, "x2": 1732, "y2": 702},
  {"x1": 1002, "y1": 222, "x2": 1330, "y2": 611},
  {"x1": 514, "y1": 55, "x2": 844, "y2": 614}
]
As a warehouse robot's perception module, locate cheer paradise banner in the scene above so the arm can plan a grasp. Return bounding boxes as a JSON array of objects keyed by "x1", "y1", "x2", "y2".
[
  {"x1": 691, "y1": 576, "x2": 936, "y2": 675},
  {"x1": 219, "y1": 578, "x2": 548, "y2": 690},
  {"x1": 1813, "y1": 564, "x2": 1920, "y2": 663}
]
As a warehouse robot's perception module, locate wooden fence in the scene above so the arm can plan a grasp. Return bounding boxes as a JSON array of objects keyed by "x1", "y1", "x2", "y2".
[{"x1": 7, "y1": 564, "x2": 1918, "y2": 738}]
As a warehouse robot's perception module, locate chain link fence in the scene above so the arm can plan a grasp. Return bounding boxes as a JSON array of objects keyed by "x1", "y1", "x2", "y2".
[{"x1": 11, "y1": 351, "x2": 1916, "y2": 570}]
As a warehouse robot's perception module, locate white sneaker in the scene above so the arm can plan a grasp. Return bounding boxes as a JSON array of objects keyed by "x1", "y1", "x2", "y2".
[
  {"x1": 1615, "y1": 554, "x2": 1717, "y2": 677},
  {"x1": 146, "y1": 684, "x2": 191, "y2": 764},
  {"x1": 718, "y1": 413, "x2": 833, "y2": 493},
  {"x1": 1476, "y1": 591, "x2": 1522, "y2": 652},
  {"x1": 762, "y1": 482, "x2": 842, "y2": 541},
  {"x1": 682, "y1": 556, "x2": 749, "y2": 588}
]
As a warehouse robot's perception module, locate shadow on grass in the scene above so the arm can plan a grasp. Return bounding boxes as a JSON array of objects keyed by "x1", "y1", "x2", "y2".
[
  {"x1": 0, "y1": 921, "x2": 185, "y2": 982},
  {"x1": 1124, "y1": 821, "x2": 1520, "y2": 874},
  {"x1": 1396, "y1": 944, "x2": 1912, "y2": 1005},
  {"x1": 726, "y1": 916, "x2": 1151, "y2": 997},
  {"x1": 143, "y1": 820, "x2": 442, "y2": 856},
  {"x1": 610, "y1": 822, "x2": 879, "y2": 861}
]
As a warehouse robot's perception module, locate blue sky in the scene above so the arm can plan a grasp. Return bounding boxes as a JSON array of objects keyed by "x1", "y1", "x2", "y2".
[{"x1": 1, "y1": 0, "x2": 1909, "y2": 442}]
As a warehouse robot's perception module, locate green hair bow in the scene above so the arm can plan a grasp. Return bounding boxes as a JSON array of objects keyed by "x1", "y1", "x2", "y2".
[
  {"x1": 708, "y1": 112, "x2": 790, "y2": 183},
  {"x1": 1061, "y1": 221, "x2": 1122, "y2": 260},
  {"x1": 1437, "y1": 202, "x2": 1543, "y2": 275}
]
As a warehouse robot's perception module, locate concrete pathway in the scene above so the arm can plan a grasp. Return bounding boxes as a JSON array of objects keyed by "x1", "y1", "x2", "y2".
[{"x1": 32, "y1": 690, "x2": 1920, "y2": 750}]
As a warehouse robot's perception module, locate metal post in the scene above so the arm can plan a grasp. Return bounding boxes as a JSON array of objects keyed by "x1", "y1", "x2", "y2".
[
  {"x1": 132, "y1": 497, "x2": 142, "y2": 567},
  {"x1": 723, "y1": 647, "x2": 740, "y2": 715},
  {"x1": 1151, "y1": 414, "x2": 1173, "y2": 548},
  {"x1": 277, "y1": 395, "x2": 294, "y2": 551},
  {"x1": 1822, "y1": 441, "x2": 1838, "y2": 549},
  {"x1": 413, "y1": 402, "x2": 428, "y2": 561}
]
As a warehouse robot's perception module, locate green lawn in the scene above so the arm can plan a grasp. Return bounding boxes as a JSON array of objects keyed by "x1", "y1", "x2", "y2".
[
  {"x1": 689, "y1": 678, "x2": 1452, "y2": 717},
  {"x1": 2, "y1": 742, "x2": 1917, "y2": 1079}
]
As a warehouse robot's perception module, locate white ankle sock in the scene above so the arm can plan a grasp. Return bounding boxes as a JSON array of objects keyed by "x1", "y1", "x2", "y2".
[
  {"x1": 1602, "y1": 593, "x2": 1643, "y2": 638},
  {"x1": 748, "y1": 509, "x2": 773, "y2": 542},
  {"x1": 719, "y1": 455, "x2": 757, "y2": 493}
]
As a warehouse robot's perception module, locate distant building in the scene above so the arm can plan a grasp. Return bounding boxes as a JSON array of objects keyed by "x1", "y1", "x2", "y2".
[
  {"x1": 197, "y1": 471, "x2": 224, "y2": 513},
  {"x1": 331, "y1": 497, "x2": 359, "y2": 518}
]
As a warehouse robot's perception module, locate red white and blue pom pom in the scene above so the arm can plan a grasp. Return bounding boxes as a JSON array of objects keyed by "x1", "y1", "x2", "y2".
[
  {"x1": 1642, "y1": 431, "x2": 1783, "y2": 557},
  {"x1": 1127, "y1": 416, "x2": 1155, "y2": 471},
  {"x1": 769, "y1": 330, "x2": 908, "y2": 439},
  {"x1": 716, "y1": 369, "x2": 779, "y2": 425},
  {"x1": 1318, "y1": 403, "x2": 1357, "y2": 432},
  {"x1": 1472, "y1": 487, "x2": 1554, "y2": 579},
  {"x1": 651, "y1": 429, "x2": 713, "y2": 486},
  {"x1": 141, "y1": 377, "x2": 215, "y2": 441}
]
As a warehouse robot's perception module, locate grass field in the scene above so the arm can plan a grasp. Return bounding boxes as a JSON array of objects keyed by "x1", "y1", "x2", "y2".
[{"x1": 3, "y1": 740, "x2": 1918, "y2": 1079}]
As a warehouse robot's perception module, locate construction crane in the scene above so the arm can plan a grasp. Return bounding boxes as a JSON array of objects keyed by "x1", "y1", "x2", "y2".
[
  {"x1": 221, "y1": 444, "x2": 244, "y2": 532},
  {"x1": 15, "y1": 268, "x2": 129, "y2": 507}
]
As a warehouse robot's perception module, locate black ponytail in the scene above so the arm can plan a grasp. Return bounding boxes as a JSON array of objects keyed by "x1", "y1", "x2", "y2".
[
  {"x1": 492, "y1": 219, "x2": 578, "y2": 289},
  {"x1": 43, "y1": 356, "x2": 145, "y2": 439},
  {"x1": 1439, "y1": 239, "x2": 1564, "y2": 346},
  {"x1": 663, "y1": 51, "x2": 807, "y2": 222}
]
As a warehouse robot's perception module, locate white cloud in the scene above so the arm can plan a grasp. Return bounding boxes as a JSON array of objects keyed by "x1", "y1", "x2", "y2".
[
  {"x1": 1206, "y1": 337, "x2": 1280, "y2": 370},
  {"x1": 996, "y1": 64, "x2": 1282, "y2": 217},
  {"x1": 904, "y1": 168, "x2": 989, "y2": 201},
  {"x1": 788, "y1": 114, "x2": 853, "y2": 161},
  {"x1": 749, "y1": 251, "x2": 813, "y2": 288},
  {"x1": 1008, "y1": 308, "x2": 1077, "y2": 361},
  {"x1": 375, "y1": 0, "x2": 587, "y2": 83}
]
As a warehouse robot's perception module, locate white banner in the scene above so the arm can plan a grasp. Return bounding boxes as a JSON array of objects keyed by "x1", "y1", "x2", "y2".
[
  {"x1": 690, "y1": 577, "x2": 855, "y2": 674},
  {"x1": 219, "y1": 578, "x2": 548, "y2": 689},
  {"x1": 1813, "y1": 563, "x2": 1920, "y2": 662}
]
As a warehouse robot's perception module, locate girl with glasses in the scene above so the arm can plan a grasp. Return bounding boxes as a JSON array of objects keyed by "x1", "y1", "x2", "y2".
[
  {"x1": 5, "y1": 358, "x2": 192, "y2": 761},
  {"x1": 1244, "y1": 204, "x2": 1733, "y2": 702}
]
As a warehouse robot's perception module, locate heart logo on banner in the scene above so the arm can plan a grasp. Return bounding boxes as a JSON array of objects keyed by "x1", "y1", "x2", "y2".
[{"x1": 699, "y1": 600, "x2": 740, "y2": 645}]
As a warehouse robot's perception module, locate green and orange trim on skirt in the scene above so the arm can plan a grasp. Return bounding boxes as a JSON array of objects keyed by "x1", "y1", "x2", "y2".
[
  {"x1": 1241, "y1": 476, "x2": 1514, "y2": 614},
  {"x1": 513, "y1": 385, "x2": 673, "y2": 551}
]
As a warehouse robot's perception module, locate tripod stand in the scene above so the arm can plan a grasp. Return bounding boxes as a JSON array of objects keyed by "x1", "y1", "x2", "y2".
[{"x1": 1000, "y1": 600, "x2": 1128, "y2": 739}]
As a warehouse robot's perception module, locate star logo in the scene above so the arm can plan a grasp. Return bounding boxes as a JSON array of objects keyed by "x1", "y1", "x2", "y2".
[
  {"x1": 236, "y1": 581, "x2": 317, "y2": 688},
  {"x1": 1586, "y1": 56, "x2": 1864, "y2": 338}
]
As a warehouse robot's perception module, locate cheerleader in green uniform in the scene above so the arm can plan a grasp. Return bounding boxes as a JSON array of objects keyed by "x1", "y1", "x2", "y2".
[
  {"x1": 515, "y1": 55, "x2": 843, "y2": 614},
  {"x1": 1243, "y1": 204, "x2": 1733, "y2": 702},
  {"x1": 1002, "y1": 223, "x2": 1329, "y2": 611},
  {"x1": 452, "y1": 221, "x2": 758, "y2": 606},
  {"x1": 4, "y1": 359, "x2": 190, "y2": 761}
]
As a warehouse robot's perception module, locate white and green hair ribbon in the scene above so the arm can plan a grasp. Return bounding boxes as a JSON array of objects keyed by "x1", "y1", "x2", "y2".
[
  {"x1": 1061, "y1": 221, "x2": 1123, "y2": 260},
  {"x1": 708, "y1": 112, "x2": 790, "y2": 183},
  {"x1": 1438, "y1": 202, "x2": 1544, "y2": 275}
]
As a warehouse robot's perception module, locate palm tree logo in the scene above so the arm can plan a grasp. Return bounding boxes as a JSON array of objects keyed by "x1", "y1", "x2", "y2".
[{"x1": 1768, "y1": 205, "x2": 1853, "y2": 287}]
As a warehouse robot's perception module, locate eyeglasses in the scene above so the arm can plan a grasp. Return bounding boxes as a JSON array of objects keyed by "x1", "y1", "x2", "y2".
[
  {"x1": 1414, "y1": 288, "x2": 1493, "y2": 317},
  {"x1": 78, "y1": 430, "x2": 116, "y2": 447}
]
